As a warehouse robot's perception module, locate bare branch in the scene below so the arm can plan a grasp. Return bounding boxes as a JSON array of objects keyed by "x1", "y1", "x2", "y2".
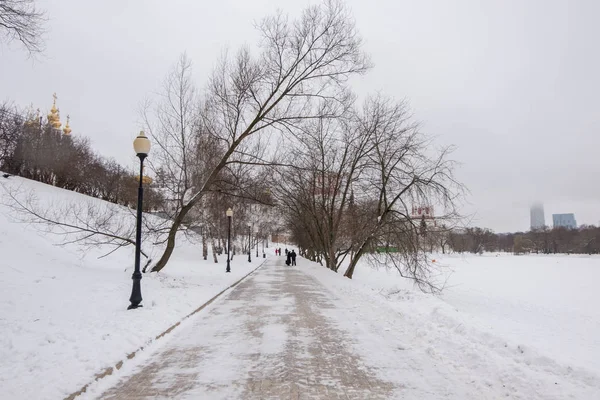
[{"x1": 0, "y1": 0, "x2": 46, "y2": 54}]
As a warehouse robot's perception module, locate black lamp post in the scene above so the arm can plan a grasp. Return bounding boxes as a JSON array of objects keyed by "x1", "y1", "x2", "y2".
[
  {"x1": 262, "y1": 237, "x2": 265, "y2": 258},
  {"x1": 255, "y1": 229, "x2": 259, "y2": 258},
  {"x1": 247, "y1": 224, "x2": 252, "y2": 262},
  {"x1": 226, "y1": 208, "x2": 233, "y2": 273},
  {"x1": 128, "y1": 131, "x2": 151, "y2": 310}
]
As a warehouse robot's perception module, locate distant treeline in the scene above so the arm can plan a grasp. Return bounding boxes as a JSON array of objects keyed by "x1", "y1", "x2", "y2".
[
  {"x1": 0, "y1": 102, "x2": 163, "y2": 210},
  {"x1": 448, "y1": 226, "x2": 600, "y2": 255}
]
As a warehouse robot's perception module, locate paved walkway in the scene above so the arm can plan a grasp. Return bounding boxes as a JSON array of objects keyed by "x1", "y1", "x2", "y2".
[{"x1": 97, "y1": 258, "x2": 396, "y2": 399}]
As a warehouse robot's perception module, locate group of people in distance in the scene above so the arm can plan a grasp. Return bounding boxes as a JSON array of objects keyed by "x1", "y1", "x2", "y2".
[{"x1": 274, "y1": 247, "x2": 297, "y2": 266}]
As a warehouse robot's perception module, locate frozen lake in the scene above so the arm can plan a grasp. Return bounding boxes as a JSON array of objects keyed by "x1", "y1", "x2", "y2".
[
  {"x1": 352, "y1": 253, "x2": 600, "y2": 377},
  {"x1": 440, "y1": 253, "x2": 600, "y2": 375}
]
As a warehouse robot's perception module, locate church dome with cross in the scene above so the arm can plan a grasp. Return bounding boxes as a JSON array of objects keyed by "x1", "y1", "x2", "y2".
[{"x1": 47, "y1": 93, "x2": 73, "y2": 136}]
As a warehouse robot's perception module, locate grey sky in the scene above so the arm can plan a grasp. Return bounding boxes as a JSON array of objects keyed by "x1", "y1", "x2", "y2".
[{"x1": 2, "y1": 0, "x2": 599, "y2": 232}]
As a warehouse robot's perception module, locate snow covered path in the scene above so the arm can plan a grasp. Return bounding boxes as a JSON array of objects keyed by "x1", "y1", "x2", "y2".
[
  {"x1": 91, "y1": 257, "x2": 396, "y2": 399},
  {"x1": 84, "y1": 256, "x2": 600, "y2": 400}
]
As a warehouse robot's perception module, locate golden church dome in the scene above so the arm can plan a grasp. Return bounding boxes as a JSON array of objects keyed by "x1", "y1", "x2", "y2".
[
  {"x1": 25, "y1": 109, "x2": 41, "y2": 127},
  {"x1": 48, "y1": 93, "x2": 62, "y2": 129},
  {"x1": 134, "y1": 164, "x2": 152, "y2": 184},
  {"x1": 63, "y1": 115, "x2": 72, "y2": 135},
  {"x1": 134, "y1": 175, "x2": 153, "y2": 185}
]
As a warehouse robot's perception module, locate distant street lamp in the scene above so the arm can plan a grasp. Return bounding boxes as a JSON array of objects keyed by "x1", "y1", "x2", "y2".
[
  {"x1": 262, "y1": 237, "x2": 265, "y2": 258},
  {"x1": 247, "y1": 224, "x2": 252, "y2": 263},
  {"x1": 226, "y1": 208, "x2": 233, "y2": 273},
  {"x1": 255, "y1": 229, "x2": 259, "y2": 258},
  {"x1": 128, "y1": 131, "x2": 150, "y2": 310}
]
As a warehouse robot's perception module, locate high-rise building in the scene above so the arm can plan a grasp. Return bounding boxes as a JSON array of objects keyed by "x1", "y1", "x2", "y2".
[
  {"x1": 530, "y1": 203, "x2": 545, "y2": 230},
  {"x1": 553, "y1": 213, "x2": 577, "y2": 229}
]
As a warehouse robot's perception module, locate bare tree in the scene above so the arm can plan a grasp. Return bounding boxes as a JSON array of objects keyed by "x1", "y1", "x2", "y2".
[
  {"x1": 0, "y1": 101, "x2": 24, "y2": 171},
  {"x1": 142, "y1": 54, "x2": 200, "y2": 222},
  {"x1": 275, "y1": 94, "x2": 461, "y2": 291},
  {"x1": 342, "y1": 96, "x2": 460, "y2": 285},
  {"x1": 147, "y1": 0, "x2": 370, "y2": 272},
  {"x1": 513, "y1": 234, "x2": 532, "y2": 255},
  {"x1": 0, "y1": 182, "x2": 154, "y2": 264},
  {"x1": 275, "y1": 101, "x2": 372, "y2": 272},
  {"x1": 0, "y1": 0, "x2": 45, "y2": 54}
]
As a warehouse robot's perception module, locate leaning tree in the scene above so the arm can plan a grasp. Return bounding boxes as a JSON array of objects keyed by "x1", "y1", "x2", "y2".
[{"x1": 144, "y1": 0, "x2": 370, "y2": 272}]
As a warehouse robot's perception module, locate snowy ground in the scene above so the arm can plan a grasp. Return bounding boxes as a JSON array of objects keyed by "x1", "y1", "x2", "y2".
[
  {"x1": 77, "y1": 254, "x2": 600, "y2": 400},
  {"x1": 302, "y1": 254, "x2": 600, "y2": 398},
  {"x1": 440, "y1": 253, "x2": 600, "y2": 376},
  {"x1": 336, "y1": 253, "x2": 600, "y2": 378},
  {"x1": 2, "y1": 175, "x2": 600, "y2": 399},
  {"x1": 0, "y1": 176, "x2": 264, "y2": 400}
]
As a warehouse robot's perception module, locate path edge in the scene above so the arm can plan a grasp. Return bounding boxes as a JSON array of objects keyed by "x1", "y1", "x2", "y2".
[{"x1": 64, "y1": 260, "x2": 267, "y2": 400}]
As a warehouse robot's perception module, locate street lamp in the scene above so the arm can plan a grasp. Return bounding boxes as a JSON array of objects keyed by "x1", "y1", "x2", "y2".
[
  {"x1": 128, "y1": 131, "x2": 150, "y2": 310},
  {"x1": 226, "y1": 208, "x2": 233, "y2": 273},
  {"x1": 262, "y1": 237, "x2": 265, "y2": 258},
  {"x1": 247, "y1": 224, "x2": 252, "y2": 262},
  {"x1": 255, "y1": 229, "x2": 259, "y2": 258}
]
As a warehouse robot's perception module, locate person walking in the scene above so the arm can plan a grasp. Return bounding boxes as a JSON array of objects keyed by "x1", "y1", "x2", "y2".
[
  {"x1": 290, "y1": 249, "x2": 297, "y2": 266},
  {"x1": 286, "y1": 250, "x2": 292, "y2": 266}
]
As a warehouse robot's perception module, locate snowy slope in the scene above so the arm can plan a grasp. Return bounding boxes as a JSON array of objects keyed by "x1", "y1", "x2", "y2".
[{"x1": 0, "y1": 175, "x2": 263, "y2": 400}]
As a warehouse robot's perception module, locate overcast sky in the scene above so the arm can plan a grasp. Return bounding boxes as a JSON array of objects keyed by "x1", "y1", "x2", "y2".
[{"x1": 2, "y1": 0, "x2": 599, "y2": 232}]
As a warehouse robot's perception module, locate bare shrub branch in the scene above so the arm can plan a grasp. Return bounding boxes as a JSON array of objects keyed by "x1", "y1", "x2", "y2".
[{"x1": 0, "y1": 0, "x2": 46, "y2": 54}]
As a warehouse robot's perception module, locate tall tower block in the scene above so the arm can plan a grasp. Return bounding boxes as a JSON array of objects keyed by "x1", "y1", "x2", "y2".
[{"x1": 530, "y1": 203, "x2": 545, "y2": 230}]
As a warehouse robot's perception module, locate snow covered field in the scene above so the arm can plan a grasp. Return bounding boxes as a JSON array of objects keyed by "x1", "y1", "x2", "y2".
[
  {"x1": 0, "y1": 176, "x2": 263, "y2": 399},
  {"x1": 441, "y1": 253, "x2": 600, "y2": 376},
  {"x1": 302, "y1": 254, "x2": 600, "y2": 398},
  {"x1": 342, "y1": 253, "x2": 600, "y2": 377}
]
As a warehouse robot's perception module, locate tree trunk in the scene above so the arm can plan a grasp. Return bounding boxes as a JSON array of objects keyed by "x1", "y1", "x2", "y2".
[
  {"x1": 327, "y1": 247, "x2": 337, "y2": 271},
  {"x1": 344, "y1": 236, "x2": 372, "y2": 279},
  {"x1": 344, "y1": 262, "x2": 356, "y2": 279},
  {"x1": 151, "y1": 202, "x2": 194, "y2": 272},
  {"x1": 202, "y1": 232, "x2": 208, "y2": 260},
  {"x1": 211, "y1": 238, "x2": 218, "y2": 263}
]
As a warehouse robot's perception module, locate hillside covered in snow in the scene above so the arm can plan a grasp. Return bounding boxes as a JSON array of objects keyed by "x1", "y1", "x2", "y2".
[{"x1": 0, "y1": 175, "x2": 261, "y2": 399}]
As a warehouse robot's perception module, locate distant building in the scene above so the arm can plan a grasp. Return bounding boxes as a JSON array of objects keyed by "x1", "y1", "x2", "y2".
[
  {"x1": 411, "y1": 205, "x2": 437, "y2": 228},
  {"x1": 530, "y1": 203, "x2": 545, "y2": 230},
  {"x1": 553, "y1": 213, "x2": 577, "y2": 229}
]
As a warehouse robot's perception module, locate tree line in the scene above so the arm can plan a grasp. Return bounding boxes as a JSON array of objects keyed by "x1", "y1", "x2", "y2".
[{"x1": 447, "y1": 226, "x2": 600, "y2": 255}]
